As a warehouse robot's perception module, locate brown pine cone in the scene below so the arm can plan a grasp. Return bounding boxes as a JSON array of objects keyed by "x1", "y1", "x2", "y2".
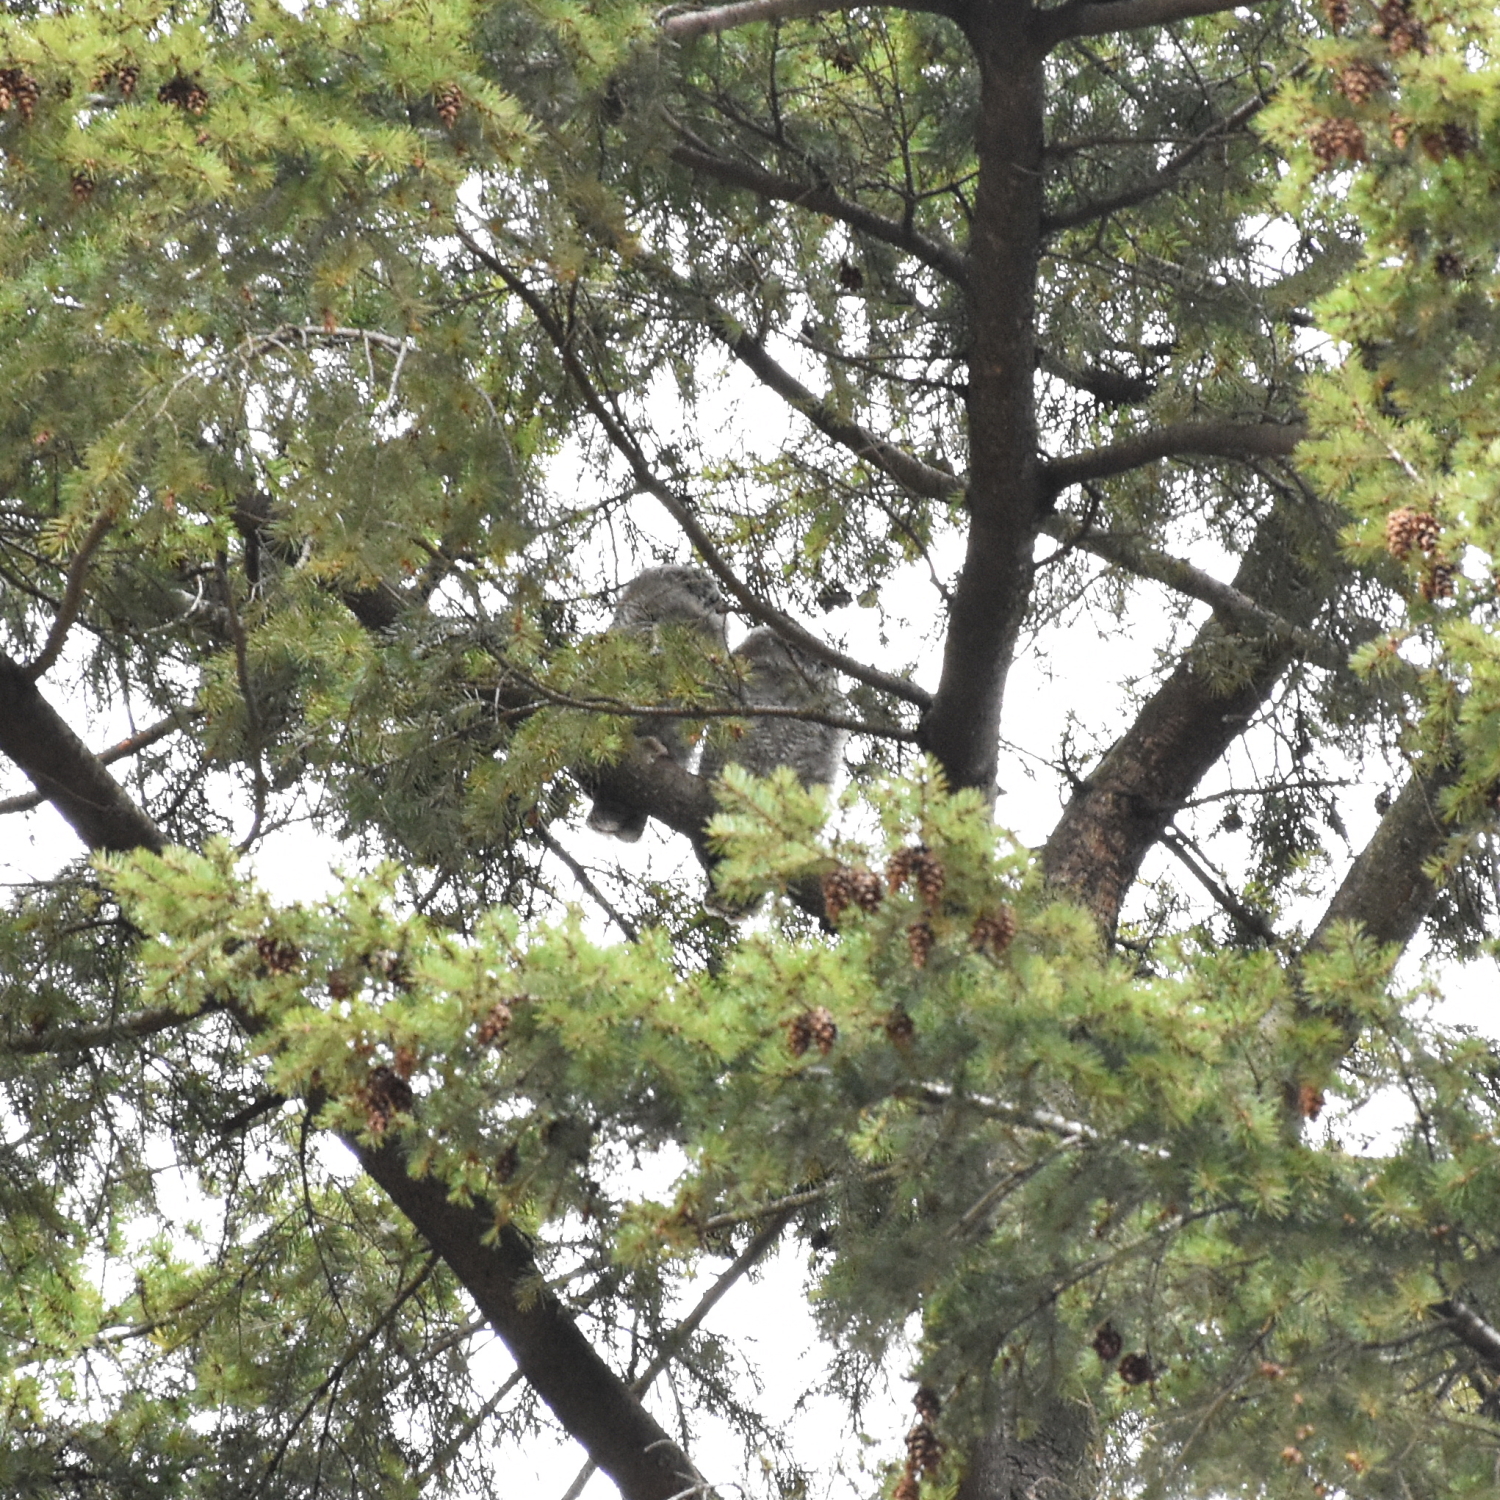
[
  {"x1": 363, "y1": 1064, "x2": 414, "y2": 1135},
  {"x1": 970, "y1": 905, "x2": 1018, "y2": 957},
  {"x1": 906, "y1": 921, "x2": 935, "y2": 969},
  {"x1": 1421, "y1": 122, "x2": 1476, "y2": 161},
  {"x1": 95, "y1": 61, "x2": 140, "y2": 98},
  {"x1": 1118, "y1": 1352, "x2": 1154, "y2": 1385},
  {"x1": 1372, "y1": 0, "x2": 1426, "y2": 56},
  {"x1": 849, "y1": 867, "x2": 884, "y2": 912},
  {"x1": 884, "y1": 1006, "x2": 915, "y2": 1047},
  {"x1": 256, "y1": 935, "x2": 301, "y2": 975},
  {"x1": 892, "y1": 1474, "x2": 920, "y2": 1500},
  {"x1": 1334, "y1": 60, "x2": 1387, "y2": 105},
  {"x1": 886, "y1": 845, "x2": 918, "y2": 891},
  {"x1": 1433, "y1": 249, "x2": 1466, "y2": 279},
  {"x1": 787, "y1": 1011, "x2": 814, "y2": 1057},
  {"x1": 1322, "y1": 0, "x2": 1349, "y2": 29},
  {"x1": 476, "y1": 998, "x2": 514, "y2": 1046},
  {"x1": 0, "y1": 68, "x2": 41, "y2": 120},
  {"x1": 822, "y1": 865, "x2": 856, "y2": 921},
  {"x1": 70, "y1": 168, "x2": 96, "y2": 201},
  {"x1": 495, "y1": 1141, "x2": 519, "y2": 1182},
  {"x1": 1420, "y1": 560, "x2": 1455, "y2": 601},
  {"x1": 913, "y1": 1386, "x2": 942, "y2": 1421},
  {"x1": 1092, "y1": 1322, "x2": 1124, "y2": 1361},
  {"x1": 1309, "y1": 117, "x2": 1367, "y2": 167},
  {"x1": 906, "y1": 1421, "x2": 942, "y2": 1475},
  {"x1": 1384, "y1": 506, "x2": 1440, "y2": 558},
  {"x1": 158, "y1": 75, "x2": 209, "y2": 115},
  {"x1": 912, "y1": 850, "x2": 945, "y2": 905},
  {"x1": 435, "y1": 83, "x2": 464, "y2": 127},
  {"x1": 807, "y1": 1006, "x2": 838, "y2": 1055}
]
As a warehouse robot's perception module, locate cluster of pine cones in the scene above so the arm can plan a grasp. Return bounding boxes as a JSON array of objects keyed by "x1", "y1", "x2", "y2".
[
  {"x1": 157, "y1": 74, "x2": 209, "y2": 115},
  {"x1": 786, "y1": 1006, "x2": 838, "y2": 1058},
  {"x1": 0, "y1": 67, "x2": 40, "y2": 119},
  {"x1": 475, "y1": 998, "x2": 516, "y2": 1047},
  {"x1": 1384, "y1": 506, "x2": 1454, "y2": 599}
]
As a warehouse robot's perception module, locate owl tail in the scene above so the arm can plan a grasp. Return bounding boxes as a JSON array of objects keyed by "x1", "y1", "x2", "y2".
[{"x1": 586, "y1": 798, "x2": 648, "y2": 842}]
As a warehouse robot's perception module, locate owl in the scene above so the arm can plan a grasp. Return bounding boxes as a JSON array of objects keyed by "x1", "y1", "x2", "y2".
[
  {"x1": 699, "y1": 627, "x2": 846, "y2": 792},
  {"x1": 586, "y1": 565, "x2": 730, "y2": 842}
]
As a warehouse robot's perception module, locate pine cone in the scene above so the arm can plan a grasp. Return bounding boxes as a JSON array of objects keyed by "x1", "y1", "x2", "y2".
[
  {"x1": 158, "y1": 75, "x2": 209, "y2": 115},
  {"x1": 476, "y1": 998, "x2": 514, "y2": 1046},
  {"x1": 906, "y1": 921, "x2": 935, "y2": 969},
  {"x1": 363, "y1": 1064, "x2": 414, "y2": 1136},
  {"x1": 0, "y1": 67, "x2": 41, "y2": 120},
  {"x1": 886, "y1": 845, "x2": 917, "y2": 891},
  {"x1": 434, "y1": 83, "x2": 464, "y2": 127},
  {"x1": 837, "y1": 259, "x2": 864, "y2": 291},
  {"x1": 887, "y1": 845, "x2": 946, "y2": 904},
  {"x1": 70, "y1": 168, "x2": 96, "y2": 201},
  {"x1": 906, "y1": 1421, "x2": 942, "y2": 1475},
  {"x1": 1372, "y1": 0, "x2": 1426, "y2": 56},
  {"x1": 913, "y1": 1386, "x2": 941, "y2": 1421},
  {"x1": 892, "y1": 1474, "x2": 920, "y2": 1500},
  {"x1": 495, "y1": 1141, "x2": 519, "y2": 1182},
  {"x1": 1118, "y1": 1352, "x2": 1154, "y2": 1385},
  {"x1": 822, "y1": 865, "x2": 856, "y2": 921},
  {"x1": 1092, "y1": 1322, "x2": 1124, "y2": 1361},
  {"x1": 807, "y1": 1006, "x2": 838, "y2": 1055},
  {"x1": 787, "y1": 1011, "x2": 814, "y2": 1057},
  {"x1": 95, "y1": 61, "x2": 140, "y2": 98},
  {"x1": 1384, "y1": 506, "x2": 1440, "y2": 558},
  {"x1": 1420, "y1": 560, "x2": 1455, "y2": 601},
  {"x1": 1334, "y1": 60, "x2": 1387, "y2": 104},
  {"x1": 884, "y1": 1006, "x2": 916, "y2": 1047},
  {"x1": 1433, "y1": 249, "x2": 1466, "y2": 279},
  {"x1": 969, "y1": 905, "x2": 1018, "y2": 957},
  {"x1": 1322, "y1": 0, "x2": 1349, "y2": 29},
  {"x1": 849, "y1": 867, "x2": 884, "y2": 912},
  {"x1": 1421, "y1": 122, "x2": 1475, "y2": 161},
  {"x1": 1309, "y1": 116, "x2": 1367, "y2": 167}
]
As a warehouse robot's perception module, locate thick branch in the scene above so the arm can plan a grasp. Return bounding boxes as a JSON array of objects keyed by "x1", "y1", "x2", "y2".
[
  {"x1": 1436, "y1": 1298, "x2": 1500, "y2": 1376},
  {"x1": 668, "y1": 140, "x2": 968, "y2": 284},
  {"x1": 353, "y1": 1137, "x2": 702, "y2": 1500},
  {"x1": 3, "y1": 999, "x2": 225, "y2": 1057},
  {"x1": 0, "y1": 652, "x2": 165, "y2": 853},
  {"x1": 1038, "y1": 0, "x2": 1247, "y2": 47},
  {"x1": 660, "y1": 0, "x2": 947, "y2": 39},
  {"x1": 1041, "y1": 421, "x2": 1306, "y2": 496},
  {"x1": 1308, "y1": 758, "x2": 1461, "y2": 953},
  {"x1": 0, "y1": 712, "x2": 190, "y2": 816},
  {"x1": 1041, "y1": 507, "x2": 1327, "y2": 932},
  {"x1": 1039, "y1": 511, "x2": 1346, "y2": 670}
]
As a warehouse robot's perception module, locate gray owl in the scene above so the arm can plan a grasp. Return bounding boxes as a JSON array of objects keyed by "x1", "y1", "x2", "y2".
[
  {"x1": 586, "y1": 565, "x2": 730, "y2": 842},
  {"x1": 699, "y1": 627, "x2": 846, "y2": 792}
]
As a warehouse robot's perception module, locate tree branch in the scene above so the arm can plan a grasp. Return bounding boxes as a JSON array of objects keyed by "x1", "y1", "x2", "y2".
[
  {"x1": 1042, "y1": 83, "x2": 1280, "y2": 233},
  {"x1": 455, "y1": 225, "x2": 931, "y2": 710},
  {"x1": 0, "y1": 651, "x2": 166, "y2": 853},
  {"x1": 1040, "y1": 420, "x2": 1306, "y2": 496},
  {"x1": 1308, "y1": 758, "x2": 1462, "y2": 954},
  {"x1": 3, "y1": 998, "x2": 226, "y2": 1057},
  {"x1": 0, "y1": 712, "x2": 191, "y2": 816},
  {"x1": 1436, "y1": 1298, "x2": 1500, "y2": 1377},
  {"x1": 659, "y1": 0, "x2": 949, "y2": 40},
  {"x1": 667, "y1": 139, "x2": 968, "y2": 284},
  {"x1": 1041, "y1": 507, "x2": 1328, "y2": 932},
  {"x1": 352, "y1": 1136, "x2": 705, "y2": 1500},
  {"x1": 1038, "y1": 510, "x2": 1347, "y2": 671},
  {"x1": 1038, "y1": 0, "x2": 1250, "y2": 48},
  {"x1": 26, "y1": 508, "x2": 116, "y2": 681}
]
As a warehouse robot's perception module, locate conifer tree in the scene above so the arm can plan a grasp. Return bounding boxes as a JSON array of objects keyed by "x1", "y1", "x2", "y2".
[{"x1": 4, "y1": 1, "x2": 1500, "y2": 1498}]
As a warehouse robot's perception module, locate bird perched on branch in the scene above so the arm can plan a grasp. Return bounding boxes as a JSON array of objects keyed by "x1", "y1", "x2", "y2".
[
  {"x1": 700, "y1": 627, "x2": 846, "y2": 792},
  {"x1": 586, "y1": 565, "x2": 729, "y2": 842}
]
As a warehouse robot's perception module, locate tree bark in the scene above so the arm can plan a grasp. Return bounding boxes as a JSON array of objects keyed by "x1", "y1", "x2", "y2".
[
  {"x1": 920, "y1": 6, "x2": 1047, "y2": 793},
  {"x1": 954, "y1": 1390, "x2": 1097, "y2": 1500},
  {"x1": 1041, "y1": 507, "x2": 1327, "y2": 931}
]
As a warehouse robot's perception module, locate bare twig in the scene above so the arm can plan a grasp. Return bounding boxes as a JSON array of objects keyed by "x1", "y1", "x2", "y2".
[
  {"x1": 26, "y1": 508, "x2": 117, "y2": 681},
  {"x1": 1160, "y1": 825, "x2": 1279, "y2": 943},
  {"x1": 534, "y1": 825, "x2": 642, "y2": 943}
]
